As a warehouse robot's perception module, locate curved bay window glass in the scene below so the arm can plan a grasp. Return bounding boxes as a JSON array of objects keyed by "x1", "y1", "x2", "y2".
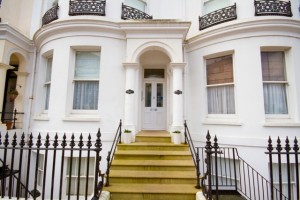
[
  {"x1": 204, "y1": 0, "x2": 230, "y2": 14},
  {"x1": 73, "y1": 51, "x2": 100, "y2": 110},
  {"x1": 261, "y1": 51, "x2": 288, "y2": 115},
  {"x1": 124, "y1": 0, "x2": 146, "y2": 11},
  {"x1": 206, "y1": 55, "x2": 235, "y2": 114}
]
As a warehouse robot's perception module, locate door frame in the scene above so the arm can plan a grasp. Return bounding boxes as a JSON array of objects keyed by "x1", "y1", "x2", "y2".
[{"x1": 141, "y1": 78, "x2": 167, "y2": 130}]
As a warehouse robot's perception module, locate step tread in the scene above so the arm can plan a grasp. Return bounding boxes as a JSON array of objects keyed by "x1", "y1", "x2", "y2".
[
  {"x1": 115, "y1": 150, "x2": 191, "y2": 155},
  {"x1": 110, "y1": 170, "x2": 196, "y2": 178},
  {"x1": 118, "y1": 142, "x2": 188, "y2": 147},
  {"x1": 112, "y1": 159, "x2": 194, "y2": 167},
  {"x1": 104, "y1": 183, "x2": 200, "y2": 194}
]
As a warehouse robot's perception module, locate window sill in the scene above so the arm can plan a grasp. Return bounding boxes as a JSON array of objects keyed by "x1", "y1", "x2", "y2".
[
  {"x1": 62, "y1": 115, "x2": 101, "y2": 122},
  {"x1": 202, "y1": 118, "x2": 242, "y2": 126},
  {"x1": 33, "y1": 115, "x2": 50, "y2": 121},
  {"x1": 263, "y1": 122, "x2": 300, "y2": 127}
]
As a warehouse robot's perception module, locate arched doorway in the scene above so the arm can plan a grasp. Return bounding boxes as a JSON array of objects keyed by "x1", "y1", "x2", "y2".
[{"x1": 139, "y1": 50, "x2": 171, "y2": 130}]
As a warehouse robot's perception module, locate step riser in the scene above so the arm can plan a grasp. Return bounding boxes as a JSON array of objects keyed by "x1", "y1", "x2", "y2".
[
  {"x1": 135, "y1": 137, "x2": 171, "y2": 143},
  {"x1": 111, "y1": 166, "x2": 195, "y2": 171},
  {"x1": 118, "y1": 146, "x2": 189, "y2": 151},
  {"x1": 109, "y1": 177, "x2": 197, "y2": 184},
  {"x1": 114, "y1": 155, "x2": 191, "y2": 160},
  {"x1": 110, "y1": 193, "x2": 196, "y2": 200}
]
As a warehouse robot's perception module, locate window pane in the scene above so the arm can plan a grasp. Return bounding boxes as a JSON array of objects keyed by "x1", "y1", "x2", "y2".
[
  {"x1": 206, "y1": 55, "x2": 233, "y2": 85},
  {"x1": 204, "y1": 0, "x2": 230, "y2": 14},
  {"x1": 145, "y1": 83, "x2": 152, "y2": 107},
  {"x1": 261, "y1": 52, "x2": 286, "y2": 81},
  {"x1": 73, "y1": 81, "x2": 99, "y2": 110},
  {"x1": 125, "y1": 0, "x2": 146, "y2": 11},
  {"x1": 156, "y1": 83, "x2": 163, "y2": 107},
  {"x1": 144, "y1": 69, "x2": 164, "y2": 79},
  {"x1": 207, "y1": 85, "x2": 235, "y2": 114},
  {"x1": 45, "y1": 84, "x2": 50, "y2": 110},
  {"x1": 75, "y1": 52, "x2": 100, "y2": 79},
  {"x1": 46, "y1": 57, "x2": 52, "y2": 82},
  {"x1": 263, "y1": 83, "x2": 288, "y2": 114}
]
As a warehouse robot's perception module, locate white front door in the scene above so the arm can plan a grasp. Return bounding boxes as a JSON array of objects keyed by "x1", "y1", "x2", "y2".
[{"x1": 142, "y1": 81, "x2": 166, "y2": 130}]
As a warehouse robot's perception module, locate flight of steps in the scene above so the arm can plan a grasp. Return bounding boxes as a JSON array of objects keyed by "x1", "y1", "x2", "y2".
[{"x1": 104, "y1": 131, "x2": 201, "y2": 200}]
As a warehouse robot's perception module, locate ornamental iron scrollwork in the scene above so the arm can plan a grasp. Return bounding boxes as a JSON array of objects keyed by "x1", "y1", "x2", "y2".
[
  {"x1": 69, "y1": 0, "x2": 106, "y2": 16},
  {"x1": 126, "y1": 89, "x2": 134, "y2": 94},
  {"x1": 254, "y1": 0, "x2": 292, "y2": 17},
  {"x1": 199, "y1": 3, "x2": 237, "y2": 30},
  {"x1": 174, "y1": 90, "x2": 182, "y2": 95},
  {"x1": 121, "y1": 3, "x2": 153, "y2": 20},
  {"x1": 42, "y1": 4, "x2": 59, "y2": 26}
]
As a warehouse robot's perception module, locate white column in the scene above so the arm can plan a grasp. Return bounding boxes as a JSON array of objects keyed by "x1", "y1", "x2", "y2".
[
  {"x1": 123, "y1": 63, "x2": 139, "y2": 133},
  {"x1": 0, "y1": 63, "x2": 14, "y2": 131},
  {"x1": 171, "y1": 63, "x2": 186, "y2": 130}
]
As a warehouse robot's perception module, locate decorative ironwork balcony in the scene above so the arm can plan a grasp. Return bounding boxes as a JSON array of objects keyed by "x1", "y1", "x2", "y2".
[
  {"x1": 69, "y1": 0, "x2": 106, "y2": 16},
  {"x1": 199, "y1": 3, "x2": 237, "y2": 31},
  {"x1": 42, "y1": 4, "x2": 59, "y2": 26},
  {"x1": 254, "y1": 0, "x2": 293, "y2": 17},
  {"x1": 121, "y1": 3, "x2": 152, "y2": 20}
]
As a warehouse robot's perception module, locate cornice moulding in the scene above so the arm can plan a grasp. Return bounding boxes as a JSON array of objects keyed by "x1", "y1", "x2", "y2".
[
  {"x1": 186, "y1": 18, "x2": 300, "y2": 51},
  {"x1": 0, "y1": 23, "x2": 34, "y2": 52}
]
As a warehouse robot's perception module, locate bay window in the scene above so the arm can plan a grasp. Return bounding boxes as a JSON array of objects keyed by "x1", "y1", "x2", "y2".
[
  {"x1": 206, "y1": 55, "x2": 235, "y2": 114},
  {"x1": 261, "y1": 52, "x2": 288, "y2": 115},
  {"x1": 73, "y1": 51, "x2": 100, "y2": 110}
]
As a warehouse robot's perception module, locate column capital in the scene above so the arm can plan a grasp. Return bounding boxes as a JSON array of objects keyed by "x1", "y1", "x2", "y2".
[
  {"x1": 0, "y1": 63, "x2": 15, "y2": 70},
  {"x1": 170, "y1": 62, "x2": 186, "y2": 70},
  {"x1": 123, "y1": 62, "x2": 139, "y2": 70}
]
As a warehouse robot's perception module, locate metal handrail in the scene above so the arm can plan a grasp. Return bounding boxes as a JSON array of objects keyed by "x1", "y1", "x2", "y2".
[
  {"x1": 184, "y1": 120, "x2": 201, "y2": 188},
  {"x1": 105, "y1": 120, "x2": 122, "y2": 186},
  {"x1": 199, "y1": 132, "x2": 288, "y2": 200}
]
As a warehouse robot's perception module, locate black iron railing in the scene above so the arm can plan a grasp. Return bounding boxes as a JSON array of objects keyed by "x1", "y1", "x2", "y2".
[
  {"x1": 0, "y1": 109, "x2": 24, "y2": 129},
  {"x1": 199, "y1": 132, "x2": 287, "y2": 200},
  {"x1": 184, "y1": 120, "x2": 201, "y2": 188},
  {"x1": 42, "y1": 4, "x2": 59, "y2": 26},
  {"x1": 105, "y1": 120, "x2": 122, "y2": 186},
  {"x1": 266, "y1": 136, "x2": 299, "y2": 200},
  {"x1": 0, "y1": 130, "x2": 104, "y2": 199},
  {"x1": 69, "y1": 0, "x2": 106, "y2": 16},
  {"x1": 254, "y1": 0, "x2": 293, "y2": 17},
  {"x1": 121, "y1": 3, "x2": 152, "y2": 20},
  {"x1": 199, "y1": 3, "x2": 237, "y2": 30}
]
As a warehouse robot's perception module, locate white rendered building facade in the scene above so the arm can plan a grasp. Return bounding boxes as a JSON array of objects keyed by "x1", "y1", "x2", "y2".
[{"x1": 0, "y1": 0, "x2": 300, "y2": 198}]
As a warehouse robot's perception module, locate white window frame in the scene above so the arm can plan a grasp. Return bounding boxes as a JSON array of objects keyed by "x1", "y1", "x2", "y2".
[
  {"x1": 66, "y1": 157, "x2": 95, "y2": 196},
  {"x1": 71, "y1": 50, "x2": 100, "y2": 113},
  {"x1": 205, "y1": 54, "x2": 236, "y2": 115},
  {"x1": 261, "y1": 51, "x2": 289, "y2": 118},
  {"x1": 44, "y1": 56, "x2": 53, "y2": 111}
]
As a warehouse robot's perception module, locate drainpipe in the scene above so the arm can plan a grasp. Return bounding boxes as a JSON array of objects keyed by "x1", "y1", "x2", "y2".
[{"x1": 25, "y1": 47, "x2": 38, "y2": 134}]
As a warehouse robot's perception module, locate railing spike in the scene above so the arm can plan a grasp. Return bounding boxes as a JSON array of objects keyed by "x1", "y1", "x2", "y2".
[
  {"x1": 53, "y1": 133, "x2": 59, "y2": 148},
  {"x1": 267, "y1": 136, "x2": 273, "y2": 151},
  {"x1": 44, "y1": 133, "x2": 50, "y2": 148},
  {"x1": 285, "y1": 136, "x2": 291, "y2": 152},
  {"x1": 36, "y1": 133, "x2": 42, "y2": 148},
  {"x1": 294, "y1": 137, "x2": 299, "y2": 152},
  {"x1": 19, "y1": 133, "x2": 25, "y2": 147},
  {"x1": 78, "y1": 133, "x2": 84, "y2": 148},
  {"x1": 276, "y1": 136, "x2": 282, "y2": 152},
  {"x1": 87, "y1": 133, "x2": 92, "y2": 148}
]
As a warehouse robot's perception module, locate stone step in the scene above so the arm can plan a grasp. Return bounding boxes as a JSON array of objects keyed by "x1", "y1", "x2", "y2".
[
  {"x1": 135, "y1": 135, "x2": 172, "y2": 143},
  {"x1": 105, "y1": 183, "x2": 200, "y2": 200},
  {"x1": 111, "y1": 159, "x2": 195, "y2": 171},
  {"x1": 109, "y1": 170, "x2": 197, "y2": 184},
  {"x1": 114, "y1": 150, "x2": 192, "y2": 160},
  {"x1": 117, "y1": 142, "x2": 189, "y2": 151}
]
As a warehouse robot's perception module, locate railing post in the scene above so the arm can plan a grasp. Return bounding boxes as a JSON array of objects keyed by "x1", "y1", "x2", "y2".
[
  {"x1": 196, "y1": 147, "x2": 201, "y2": 189},
  {"x1": 284, "y1": 137, "x2": 291, "y2": 200},
  {"x1": 267, "y1": 137, "x2": 274, "y2": 200},
  {"x1": 12, "y1": 109, "x2": 17, "y2": 129},
  {"x1": 213, "y1": 136, "x2": 219, "y2": 200},
  {"x1": 276, "y1": 137, "x2": 283, "y2": 200},
  {"x1": 205, "y1": 131, "x2": 213, "y2": 200},
  {"x1": 294, "y1": 137, "x2": 299, "y2": 200},
  {"x1": 105, "y1": 151, "x2": 111, "y2": 187},
  {"x1": 184, "y1": 121, "x2": 187, "y2": 144},
  {"x1": 92, "y1": 129, "x2": 102, "y2": 200}
]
